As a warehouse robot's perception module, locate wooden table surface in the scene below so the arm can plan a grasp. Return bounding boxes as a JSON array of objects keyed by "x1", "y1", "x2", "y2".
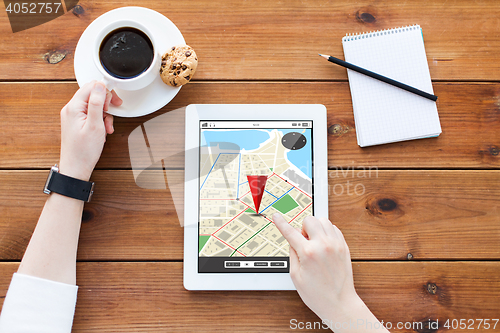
[{"x1": 1, "y1": 0, "x2": 499, "y2": 332}]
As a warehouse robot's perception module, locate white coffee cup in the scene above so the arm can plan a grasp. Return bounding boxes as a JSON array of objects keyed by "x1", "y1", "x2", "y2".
[{"x1": 93, "y1": 19, "x2": 160, "y2": 91}]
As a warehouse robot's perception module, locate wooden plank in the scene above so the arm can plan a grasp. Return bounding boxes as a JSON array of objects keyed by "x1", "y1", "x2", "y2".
[
  {"x1": 1, "y1": 1, "x2": 499, "y2": 81},
  {"x1": 0, "y1": 262, "x2": 498, "y2": 332},
  {"x1": 0, "y1": 82, "x2": 498, "y2": 169},
  {"x1": 0, "y1": 170, "x2": 178, "y2": 261},
  {"x1": 0, "y1": 170, "x2": 498, "y2": 261}
]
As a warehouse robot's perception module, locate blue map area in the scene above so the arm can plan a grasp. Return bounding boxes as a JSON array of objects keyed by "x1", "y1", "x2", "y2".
[{"x1": 201, "y1": 128, "x2": 312, "y2": 178}]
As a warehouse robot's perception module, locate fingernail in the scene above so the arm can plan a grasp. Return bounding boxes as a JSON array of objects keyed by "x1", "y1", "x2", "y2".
[
  {"x1": 273, "y1": 213, "x2": 280, "y2": 220},
  {"x1": 94, "y1": 83, "x2": 105, "y2": 93}
]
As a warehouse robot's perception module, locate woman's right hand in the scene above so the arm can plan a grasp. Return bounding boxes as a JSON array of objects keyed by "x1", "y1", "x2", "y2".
[
  {"x1": 273, "y1": 214, "x2": 388, "y2": 332},
  {"x1": 273, "y1": 214, "x2": 359, "y2": 319}
]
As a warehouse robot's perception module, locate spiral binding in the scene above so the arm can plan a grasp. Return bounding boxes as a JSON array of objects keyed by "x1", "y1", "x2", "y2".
[{"x1": 342, "y1": 25, "x2": 420, "y2": 43}]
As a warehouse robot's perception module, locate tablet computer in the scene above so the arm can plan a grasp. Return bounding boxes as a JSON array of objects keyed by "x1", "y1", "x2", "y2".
[{"x1": 184, "y1": 104, "x2": 328, "y2": 290}]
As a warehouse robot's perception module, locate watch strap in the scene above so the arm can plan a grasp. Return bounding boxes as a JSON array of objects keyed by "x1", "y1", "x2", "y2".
[{"x1": 46, "y1": 171, "x2": 94, "y2": 202}]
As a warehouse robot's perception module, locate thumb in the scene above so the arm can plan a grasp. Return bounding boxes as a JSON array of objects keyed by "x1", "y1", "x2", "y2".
[{"x1": 87, "y1": 82, "x2": 107, "y2": 126}]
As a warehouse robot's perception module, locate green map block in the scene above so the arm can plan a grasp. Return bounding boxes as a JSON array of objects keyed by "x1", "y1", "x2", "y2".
[
  {"x1": 272, "y1": 194, "x2": 299, "y2": 214},
  {"x1": 245, "y1": 208, "x2": 255, "y2": 213},
  {"x1": 199, "y1": 235, "x2": 211, "y2": 252}
]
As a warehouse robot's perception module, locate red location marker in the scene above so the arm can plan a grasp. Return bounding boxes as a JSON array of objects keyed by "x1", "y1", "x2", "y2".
[{"x1": 247, "y1": 175, "x2": 268, "y2": 214}]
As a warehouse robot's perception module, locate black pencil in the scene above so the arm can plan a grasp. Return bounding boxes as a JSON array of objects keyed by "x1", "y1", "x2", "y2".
[{"x1": 319, "y1": 54, "x2": 437, "y2": 102}]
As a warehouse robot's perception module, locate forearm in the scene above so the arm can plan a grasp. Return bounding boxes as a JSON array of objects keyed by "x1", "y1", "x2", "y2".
[
  {"x1": 324, "y1": 295, "x2": 390, "y2": 333},
  {"x1": 18, "y1": 191, "x2": 84, "y2": 285}
]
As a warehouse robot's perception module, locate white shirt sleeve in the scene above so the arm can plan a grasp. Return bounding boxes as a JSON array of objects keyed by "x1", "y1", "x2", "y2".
[{"x1": 0, "y1": 273, "x2": 78, "y2": 333}]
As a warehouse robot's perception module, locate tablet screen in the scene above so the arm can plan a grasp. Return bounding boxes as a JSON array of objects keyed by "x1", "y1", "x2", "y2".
[{"x1": 198, "y1": 120, "x2": 314, "y2": 273}]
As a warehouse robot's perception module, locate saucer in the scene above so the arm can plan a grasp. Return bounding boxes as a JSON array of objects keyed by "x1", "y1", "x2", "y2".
[{"x1": 74, "y1": 7, "x2": 185, "y2": 117}]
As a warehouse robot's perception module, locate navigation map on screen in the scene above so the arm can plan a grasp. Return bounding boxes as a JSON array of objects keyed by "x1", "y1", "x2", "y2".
[{"x1": 198, "y1": 121, "x2": 313, "y2": 273}]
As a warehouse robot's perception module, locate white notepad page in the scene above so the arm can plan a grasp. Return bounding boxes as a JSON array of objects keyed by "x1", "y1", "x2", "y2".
[{"x1": 342, "y1": 25, "x2": 441, "y2": 147}]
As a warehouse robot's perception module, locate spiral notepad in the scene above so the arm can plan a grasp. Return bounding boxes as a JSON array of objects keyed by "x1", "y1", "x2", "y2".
[{"x1": 342, "y1": 25, "x2": 441, "y2": 147}]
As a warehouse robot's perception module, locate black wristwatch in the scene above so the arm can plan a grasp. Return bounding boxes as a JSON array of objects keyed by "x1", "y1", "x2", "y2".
[{"x1": 43, "y1": 164, "x2": 95, "y2": 202}]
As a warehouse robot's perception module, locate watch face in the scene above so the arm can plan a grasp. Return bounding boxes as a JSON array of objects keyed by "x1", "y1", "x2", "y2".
[{"x1": 281, "y1": 132, "x2": 307, "y2": 150}]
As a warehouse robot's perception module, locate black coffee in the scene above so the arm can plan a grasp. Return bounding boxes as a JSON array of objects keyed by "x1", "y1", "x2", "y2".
[{"x1": 99, "y1": 27, "x2": 154, "y2": 79}]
